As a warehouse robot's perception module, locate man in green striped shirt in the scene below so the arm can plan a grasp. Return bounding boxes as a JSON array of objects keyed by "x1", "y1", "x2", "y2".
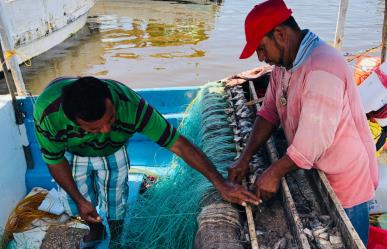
[{"x1": 34, "y1": 76, "x2": 258, "y2": 246}]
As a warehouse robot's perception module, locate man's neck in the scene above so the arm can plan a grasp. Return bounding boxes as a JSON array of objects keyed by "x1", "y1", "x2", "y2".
[{"x1": 285, "y1": 30, "x2": 305, "y2": 70}]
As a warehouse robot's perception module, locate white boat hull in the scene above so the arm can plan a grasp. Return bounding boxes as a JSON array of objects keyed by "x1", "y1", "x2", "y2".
[
  {"x1": 0, "y1": 96, "x2": 28, "y2": 229},
  {"x1": 0, "y1": 0, "x2": 96, "y2": 64},
  {"x1": 15, "y1": 13, "x2": 89, "y2": 64}
]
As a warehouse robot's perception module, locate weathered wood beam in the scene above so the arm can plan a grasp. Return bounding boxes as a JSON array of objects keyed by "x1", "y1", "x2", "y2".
[
  {"x1": 249, "y1": 81, "x2": 311, "y2": 249},
  {"x1": 307, "y1": 170, "x2": 366, "y2": 248},
  {"x1": 334, "y1": 0, "x2": 349, "y2": 49},
  {"x1": 381, "y1": 0, "x2": 387, "y2": 61}
]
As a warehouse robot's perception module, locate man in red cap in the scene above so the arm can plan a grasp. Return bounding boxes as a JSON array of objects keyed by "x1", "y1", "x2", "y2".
[{"x1": 228, "y1": 0, "x2": 378, "y2": 245}]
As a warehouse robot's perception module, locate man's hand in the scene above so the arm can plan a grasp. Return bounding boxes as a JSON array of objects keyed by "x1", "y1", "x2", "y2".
[
  {"x1": 254, "y1": 167, "x2": 282, "y2": 200},
  {"x1": 218, "y1": 180, "x2": 260, "y2": 206},
  {"x1": 224, "y1": 66, "x2": 273, "y2": 87},
  {"x1": 170, "y1": 136, "x2": 259, "y2": 206},
  {"x1": 77, "y1": 199, "x2": 101, "y2": 223},
  {"x1": 254, "y1": 156, "x2": 298, "y2": 200},
  {"x1": 48, "y1": 161, "x2": 101, "y2": 223},
  {"x1": 227, "y1": 159, "x2": 250, "y2": 183}
]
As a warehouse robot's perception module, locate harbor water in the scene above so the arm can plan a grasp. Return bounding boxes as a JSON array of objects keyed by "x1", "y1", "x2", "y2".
[{"x1": 13, "y1": 0, "x2": 386, "y2": 94}]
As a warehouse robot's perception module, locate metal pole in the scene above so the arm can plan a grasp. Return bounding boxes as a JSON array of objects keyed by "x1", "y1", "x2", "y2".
[
  {"x1": 0, "y1": 37, "x2": 33, "y2": 168},
  {"x1": 381, "y1": 0, "x2": 387, "y2": 61},
  {"x1": 0, "y1": 39, "x2": 23, "y2": 124},
  {"x1": 334, "y1": 0, "x2": 349, "y2": 49},
  {"x1": 0, "y1": 5, "x2": 27, "y2": 96}
]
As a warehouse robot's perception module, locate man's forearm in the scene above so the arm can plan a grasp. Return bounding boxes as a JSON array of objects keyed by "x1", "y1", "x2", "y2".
[
  {"x1": 48, "y1": 160, "x2": 85, "y2": 204},
  {"x1": 239, "y1": 116, "x2": 276, "y2": 162},
  {"x1": 270, "y1": 155, "x2": 299, "y2": 178},
  {"x1": 169, "y1": 136, "x2": 225, "y2": 189}
]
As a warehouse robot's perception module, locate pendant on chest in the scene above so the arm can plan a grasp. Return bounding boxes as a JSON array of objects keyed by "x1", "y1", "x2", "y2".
[{"x1": 280, "y1": 95, "x2": 287, "y2": 106}]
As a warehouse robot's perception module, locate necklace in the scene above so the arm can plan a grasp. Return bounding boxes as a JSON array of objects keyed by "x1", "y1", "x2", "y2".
[{"x1": 280, "y1": 70, "x2": 292, "y2": 106}]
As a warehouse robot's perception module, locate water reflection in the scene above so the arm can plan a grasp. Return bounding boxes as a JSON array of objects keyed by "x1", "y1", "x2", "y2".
[
  {"x1": 151, "y1": 49, "x2": 205, "y2": 58},
  {"x1": 88, "y1": 16, "x2": 209, "y2": 51},
  {"x1": 22, "y1": 27, "x2": 106, "y2": 93},
  {"x1": 23, "y1": 0, "x2": 222, "y2": 94},
  {"x1": 155, "y1": 0, "x2": 223, "y2": 4},
  {"x1": 18, "y1": 0, "x2": 384, "y2": 95}
]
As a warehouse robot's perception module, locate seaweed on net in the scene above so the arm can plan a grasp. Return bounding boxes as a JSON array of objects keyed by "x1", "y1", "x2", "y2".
[{"x1": 119, "y1": 81, "x2": 237, "y2": 249}]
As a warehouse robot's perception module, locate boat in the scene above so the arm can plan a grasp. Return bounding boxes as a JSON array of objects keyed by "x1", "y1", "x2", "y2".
[
  {"x1": 0, "y1": 79, "x2": 367, "y2": 248},
  {"x1": 0, "y1": 85, "x2": 199, "y2": 227},
  {"x1": 0, "y1": 0, "x2": 385, "y2": 247},
  {"x1": 0, "y1": 85, "x2": 200, "y2": 248},
  {"x1": 22, "y1": 86, "x2": 200, "y2": 204},
  {"x1": 0, "y1": 0, "x2": 96, "y2": 66}
]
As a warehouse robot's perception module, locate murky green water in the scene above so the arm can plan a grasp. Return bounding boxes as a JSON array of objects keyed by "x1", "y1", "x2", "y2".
[{"x1": 21, "y1": 0, "x2": 385, "y2": 94}]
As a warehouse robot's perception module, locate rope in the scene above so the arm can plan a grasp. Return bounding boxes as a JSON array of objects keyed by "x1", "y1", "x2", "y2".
[
  {"x1": 0, "y1": 47, "x2": 34, "y2": 98},
  {"x1": 345, "y1": 44, "x2": 382, "y2": 62},
  {"x1": 178, "y1": 94, "x2": 198, "y2": 130},
  {"x1": 1, "y1": 191, "x2": 59, "y2": 248},
  {"x1": 1, "y1": 49, "x2": 32, "y2": 67}
]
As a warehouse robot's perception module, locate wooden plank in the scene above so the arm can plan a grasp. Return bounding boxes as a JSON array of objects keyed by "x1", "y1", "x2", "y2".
[
  {"x1": 226, "y1": 88, "x2": 260, "y2": 249},
  {"x1": 334, "y1": 0, "x2": 349, "y2": 49},
  {"x1": 265, "y1": 138, "x2": 311, "y2": 249},
  {"x1": 249, "y1": 78, "x2": 363, "y2": 248},
  {"x1": 243, "y1": 183, "x2": 260, "y2": 249},
  {"x1": 307, "y1": 170, "x2": 365, "y2": 249},
  {"x1": 381, "y1": 0, "x2": 387, "y2": 61},
  {"x1": 249, "y1": 81, "x2": 310, "y2": 249}
]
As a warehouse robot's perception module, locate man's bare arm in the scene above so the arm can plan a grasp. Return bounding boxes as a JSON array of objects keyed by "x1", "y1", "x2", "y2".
[{"x1": 48, "y1": 160, "x2": 100, "y2": 223}]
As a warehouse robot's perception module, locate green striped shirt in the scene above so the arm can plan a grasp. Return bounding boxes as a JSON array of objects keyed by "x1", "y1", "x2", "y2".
[{"x1": 33, "y1": 78, "x2": 180, "y2": 165}]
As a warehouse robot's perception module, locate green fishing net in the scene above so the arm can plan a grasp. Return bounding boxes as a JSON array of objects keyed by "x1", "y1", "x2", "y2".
[{"x1": 119, "y1": 81, "x2": 236, "y2": 249}]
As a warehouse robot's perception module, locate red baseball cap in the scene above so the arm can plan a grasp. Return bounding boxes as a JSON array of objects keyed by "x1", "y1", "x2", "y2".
[{"x1": 239, "y1": 0, "x2": 292, "y2": 59}]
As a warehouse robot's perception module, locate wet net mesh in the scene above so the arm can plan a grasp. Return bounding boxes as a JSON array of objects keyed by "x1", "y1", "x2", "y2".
[{"x1": 118, "y1": 81, "x2": 238, "y2": 249}]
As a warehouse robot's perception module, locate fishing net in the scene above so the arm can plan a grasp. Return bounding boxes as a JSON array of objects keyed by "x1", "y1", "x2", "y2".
[
  {"x1": 118, "y1": 81, "x2": 238, "y2": 249},
  {"x1": 0, "y1": 190, "x2": 58, "y2": 249}
]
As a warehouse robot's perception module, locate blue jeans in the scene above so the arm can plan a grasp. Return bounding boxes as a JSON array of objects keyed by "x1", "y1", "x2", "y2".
[{"x1": 344, "y1": 201, "x2": 369, "y2": 246}]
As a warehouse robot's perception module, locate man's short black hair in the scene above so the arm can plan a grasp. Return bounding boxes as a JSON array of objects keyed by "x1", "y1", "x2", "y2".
[
  {"x1": 266, "y1": 16, "x2": 301, "y2": 38},
  {"x1": 62, "y1": 76, "x2": 112, "y2": 122}
]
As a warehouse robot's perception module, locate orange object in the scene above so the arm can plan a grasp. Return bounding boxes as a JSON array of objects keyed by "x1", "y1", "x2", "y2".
[{"x1": 354, "y1": 56, "x2": 381, "y2": 85}]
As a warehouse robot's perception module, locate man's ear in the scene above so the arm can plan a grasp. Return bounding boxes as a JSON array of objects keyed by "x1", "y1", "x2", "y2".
[{"x1": 272, "y1": 26, "x2": 287, "y2": 46}]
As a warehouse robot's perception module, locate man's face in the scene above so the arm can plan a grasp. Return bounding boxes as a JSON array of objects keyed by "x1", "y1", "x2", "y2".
[
  {"x1": 255, "y1": 35, "x2": 285, "y2": 67},
  {"x1": 76, "y1": 99, "x2": 116, "y2": 134}
]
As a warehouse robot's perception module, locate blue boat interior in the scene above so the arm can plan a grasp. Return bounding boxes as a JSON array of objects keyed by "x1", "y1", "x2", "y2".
[{"x1": 20, "y1": 86, "x2": 199, "y2": 205}]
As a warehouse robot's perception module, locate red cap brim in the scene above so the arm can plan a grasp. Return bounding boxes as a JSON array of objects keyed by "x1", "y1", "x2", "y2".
[{"x1": 239, "y1": 37, "x2": 261, "y2": 59}]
